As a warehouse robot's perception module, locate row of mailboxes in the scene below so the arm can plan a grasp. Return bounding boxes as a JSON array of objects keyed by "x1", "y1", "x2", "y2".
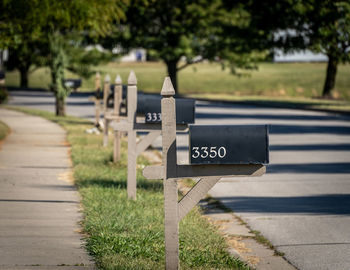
[
  {"x1": 105, "y1": 88, "x2": 196, "y2": 124},
  {"x1": 107, "y1": 88, "x2": 269, "y2": 165},
  {"x1": 112, "y1": 75, "x2": 269, "y2": 269}
]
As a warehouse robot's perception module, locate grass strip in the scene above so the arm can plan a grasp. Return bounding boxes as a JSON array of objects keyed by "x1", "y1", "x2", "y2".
[
  {"x1": 3, "y1": 105, "x2": 251, "y2": 270},
  {"x1": 5, "y1": 62, "x2": 350, "y2": 101},
  {"x1": 0, "y1": 120, "x2": 10, "y2": 141}
]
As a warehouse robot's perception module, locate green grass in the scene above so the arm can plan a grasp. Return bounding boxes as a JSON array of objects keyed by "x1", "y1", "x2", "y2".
[
  {"x1": 5, "y1": 61, "x2": 350, "y2": 101},
  {"x1": 3, "y1": 105, "x2": 251, "y2": 270},
  {"x1": 0, "y1": 85, "x2": 9, "y2": 104},
  {"x1": 5, "y1": 61, "x2": 350, "y2": 112},
  {"x1": 0, "y1": 120, "x2": 10, "y2": 141}
]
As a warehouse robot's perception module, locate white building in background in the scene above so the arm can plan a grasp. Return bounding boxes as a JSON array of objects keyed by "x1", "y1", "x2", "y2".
[
  {"x1": 121, "y1": 49, "x2": 146, "y2": 62},
  {"x1": 0, "y1": 49, "x2": 9, "y2": 70},
  {"x1": 85, "y1": 45, "x2": 147, "y2": 62},
  {"x1": 273, "y1": 49, "x2": 328, "y2": 62},
  {"x1": 272, "y1": 30, "x2": 328, "y2": 62},
  {"x1": 112, "y1": 47, "x2": 147, "y2": 62}
]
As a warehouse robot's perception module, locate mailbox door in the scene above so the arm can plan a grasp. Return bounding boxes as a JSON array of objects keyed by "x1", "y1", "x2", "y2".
[
  {"x1": 175, "y1": 98, "x2": 195, "y2": 124},
  {"x1": 139, "y1": 96, "x2": 195, "y2": 124},
  {"x1": 189, "y1": 125, "x2": 269, "y2": 165}
]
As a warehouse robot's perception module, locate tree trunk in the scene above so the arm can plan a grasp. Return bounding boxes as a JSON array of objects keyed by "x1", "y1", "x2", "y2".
[
  {"x1": 55, "y1": 95, "x2": 65, "y2": 116},
  {"x1": 166, "y1": 60, "x2": 179, "y2": 93},
  {"x1": 48, "y1": 31, "x2": 67, "y2": 116},
  {"x1": 19, "y1": 67, "x2": 29, "y2": 88},
  {"x1": 322, "y1": 55, "x2": 338, "y2": 98}
]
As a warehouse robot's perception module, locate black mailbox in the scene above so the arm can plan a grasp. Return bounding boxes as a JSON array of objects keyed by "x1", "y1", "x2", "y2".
[
  {"x1": 64, "y1": 79, "x2": 81, "y2": 90},
  {"x1": 136, "y1": 93, "x2": 151, "y2": 114},
  {"x1": 106, "y1": 85, "x2": 128, "y2": 110},
  {"x1": 189, "y1": 125, "x2": 269, "y2": 165},
  {"x1": 0, "y1": 71, "x2": 5, "y2": 80},
  {"x1": 139, "y1": 96, "x2": 195, "y2": 124}
]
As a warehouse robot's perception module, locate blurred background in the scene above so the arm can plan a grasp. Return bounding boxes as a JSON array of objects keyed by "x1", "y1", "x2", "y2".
[
  {"x1": 1, "y1": 2, "x2": 350, "y2": 270},
  {"x1": 0, "y1": 0, "x2": 349, "y2": 115}
]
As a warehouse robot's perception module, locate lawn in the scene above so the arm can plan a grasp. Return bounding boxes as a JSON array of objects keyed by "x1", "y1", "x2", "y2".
[
  {"x1": 5, "y1": 61, "x2": 350, "y2": 101},
  {"x1": 0, "y1": 120, "x2": 10, "y2": 141},
  {"x1": 3, "y1": 106, "x2": 251, "y2": 270}
]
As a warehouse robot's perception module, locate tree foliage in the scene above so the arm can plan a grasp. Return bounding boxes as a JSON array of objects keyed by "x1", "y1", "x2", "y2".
[
  {"x1": 5, "y1": 40, "x2": 46, "y2": 87},
  {"x1": 1, "y1": 0, "x2": 127, "y2": 115},
  {"x1": 0, "y1": 0, "x2": 47, "y2": 87},
  {"x1": 109, "y1": 0, "x2": 267, "y2": 92},
  {"x1": 244, "y1": 0, "x2": 350, "y2": 97},
  {"x1": 296, "y1": 0, "x2": 350, "y2": 96}
]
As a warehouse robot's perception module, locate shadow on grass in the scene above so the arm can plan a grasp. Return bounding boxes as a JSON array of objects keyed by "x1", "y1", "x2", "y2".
[
  {"x1": 12, "y1": 101, "x2": 94, "y2": 107},
  {"x1": 59, "y1": 119, "x2": 92, "y2": 126},
  {"x1": 77, "y1": 177, "x2": 163, "y2": 192}
]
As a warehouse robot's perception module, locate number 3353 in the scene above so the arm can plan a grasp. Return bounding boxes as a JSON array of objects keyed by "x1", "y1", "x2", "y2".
[{"x1": 191, "y1": 146, "x2": 227, "y2": 159}]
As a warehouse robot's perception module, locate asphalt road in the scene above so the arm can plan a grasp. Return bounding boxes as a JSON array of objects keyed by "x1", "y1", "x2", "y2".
[{"x1": 7, "y1": 90, "x2": 350, "y2": 270}]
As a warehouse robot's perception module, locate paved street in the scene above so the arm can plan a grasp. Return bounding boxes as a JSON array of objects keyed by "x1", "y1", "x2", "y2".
[
  {"x1": 193, "y1": 103, "x2": 350, "y2": 270},
  {"x1": 7, "y1": 89, "x2": 350, "y2": 270}
]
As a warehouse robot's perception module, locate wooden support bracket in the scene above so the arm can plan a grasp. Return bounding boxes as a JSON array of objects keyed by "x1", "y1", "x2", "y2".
[
  {"x1": 112, "y1": 122, "x2": 188, "y2": 132},
  {"x1": 178, "y1": 176, "x2": 220, "y2": 221},
  {"x1": 105, "y1": 114, "x2": 125, "y2": 121},
  {"x1": 136, "y1": 131, "x2": 161, "y2": 156}
]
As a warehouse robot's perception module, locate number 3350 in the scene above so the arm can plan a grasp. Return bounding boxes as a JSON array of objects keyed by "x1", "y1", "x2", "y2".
[{"x1": 191, "y1": 146, "x2": 226, "y2": 159}]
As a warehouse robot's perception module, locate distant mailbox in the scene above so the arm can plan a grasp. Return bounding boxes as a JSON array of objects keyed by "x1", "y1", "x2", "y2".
[
  {"x1": 106, "y1": 90, "x2": 195, "y2": 123},
  {"x1": 110, "y1": 84, "x2": 127, "y2": 100},
  {"x1": 189, "y1": 125, "x2": 269, "y2": 165},
  {"x1": 135, "y1": 93, "x2": 150, "y2": 114},
  {"x1": 106, "y1": 85, "x2": 128, "y2": 110},
  {"x1": 64, "y1": 79, "x2": 81, "y2": 90},
  {"x1": 140, "y1": 96, "x2": 195, "y2": 124}
]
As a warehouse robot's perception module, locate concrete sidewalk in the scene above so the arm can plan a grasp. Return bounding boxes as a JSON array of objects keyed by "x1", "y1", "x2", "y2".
[{"x1": 0, "y1": 108, "x2": 94, "y2": 270}]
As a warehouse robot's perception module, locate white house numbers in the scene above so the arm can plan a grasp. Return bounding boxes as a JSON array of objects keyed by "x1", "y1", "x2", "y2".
[
  {"x1": 145, "y1": 112, "x2": 162, "y2": 123},
  {"x1": 143, "y1": 97, "x2": 195, "y2": 124},
  {"x1": 191, "y1": 146, "x2": 227, "y2": 159}
]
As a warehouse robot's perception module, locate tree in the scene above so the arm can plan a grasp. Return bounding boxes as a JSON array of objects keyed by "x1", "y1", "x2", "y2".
[
  {"x1": 0, "y1": 0, "x2": 47, "y2": 88},
  {"x1": 296, "y1": 1, "x2": 350, "y2": 97},
  {"x1": 243, "y1": 0, "x2": 350, "y2": 98},
  {"x1": 110, "y1": 0, "x2": 267, "y2": 92},
  {"x1": 5, "y1": 41, "x2": 46, "y2": 88},
  {"x1": 1, "y1": 0, "x2": 127, "y2": 115}
]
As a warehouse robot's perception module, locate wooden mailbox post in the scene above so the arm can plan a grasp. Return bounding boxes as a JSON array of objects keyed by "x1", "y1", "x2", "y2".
[
  {"x1": 101, "y1": 73, "x2": 124, "y2": 162},
  {"x1": 113, "y1": 75, "x2": 123, "y2": 162},
  {"x1": 102, "y1": 74, "x2": 109, "y2": 146},
  {"x1": 142, "y1": 77, "x2": 268, "y2": 270},
  {"x1": 111, "y1": 72, "x2": 193, "y2": 200},
  {"x1": 90, "y1": 72, "x2": 102, "y2": 128}
]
